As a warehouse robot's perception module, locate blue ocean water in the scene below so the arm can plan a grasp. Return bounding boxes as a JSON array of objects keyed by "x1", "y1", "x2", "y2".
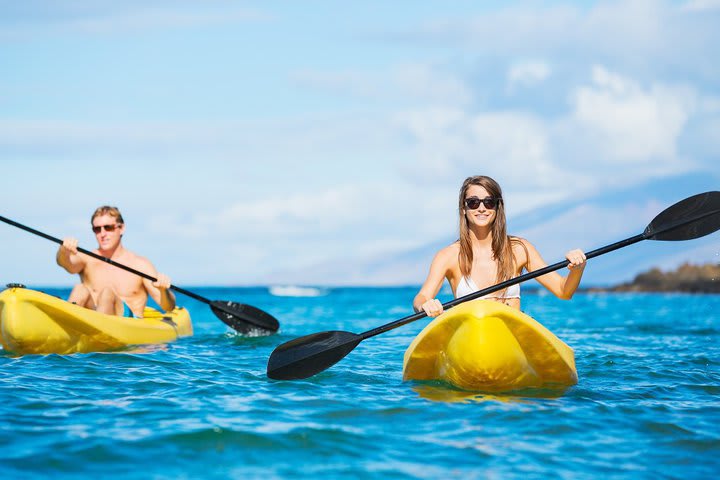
[{"x1": 2, "y1": 286, "x2": 719, "y2": 479}]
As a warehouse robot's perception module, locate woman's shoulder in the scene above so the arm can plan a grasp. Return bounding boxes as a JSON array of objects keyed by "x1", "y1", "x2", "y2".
[
  {"x1": 509, "y1": 236, "x2": 534, "y2": 263},
  {"x1": 433, "y1": 242, "x2": 460, "y2": 262},
  {"x1": 441, "y1": 241, "x2": 461, "y2": 254},
  {"x1": 509, "y1": 236, "x2": 535, "y2": 248}
]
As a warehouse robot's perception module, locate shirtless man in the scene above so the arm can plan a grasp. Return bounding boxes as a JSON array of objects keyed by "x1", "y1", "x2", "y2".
[{"x1": 56, "y1": 206, "x2": 175, "y2": 318}]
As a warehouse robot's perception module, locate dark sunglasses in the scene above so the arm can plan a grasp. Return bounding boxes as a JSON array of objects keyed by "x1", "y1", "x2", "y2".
[
  {"x1": 92, "y1": 224, "x2": 120, "y2": 234},
  {"x1": 464, "y1": 196, "x2": 501, "y2": 210}
]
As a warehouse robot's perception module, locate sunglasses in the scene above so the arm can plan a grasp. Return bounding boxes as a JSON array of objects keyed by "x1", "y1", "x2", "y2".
[
  {"x1": 464, "y1": 196, "x2": 501, "y2": 210},
  {"x1": 92, "y1": 224, "x2": 121, "y2": 234}
]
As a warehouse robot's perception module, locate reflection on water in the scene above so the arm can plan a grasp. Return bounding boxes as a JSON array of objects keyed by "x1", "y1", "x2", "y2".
[
  {"x1": 121, "y1": 344, "x2": 170, "y2": 355},
  {"x1": 0, "y1": 343, "x2": 170, "y2": 358},
  {"x1": 410, "y1": 381, "x2": 571, "y2": 403}
]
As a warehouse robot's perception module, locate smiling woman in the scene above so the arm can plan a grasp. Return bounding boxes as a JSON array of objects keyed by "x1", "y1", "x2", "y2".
[{"x1": 412, "y1": 175, "x2": 588, "y2": 316}]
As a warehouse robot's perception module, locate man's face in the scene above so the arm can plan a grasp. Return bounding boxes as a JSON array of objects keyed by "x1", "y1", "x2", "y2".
[{"x1": 91, "y1": 214, "x2": 124, "y2": 250}]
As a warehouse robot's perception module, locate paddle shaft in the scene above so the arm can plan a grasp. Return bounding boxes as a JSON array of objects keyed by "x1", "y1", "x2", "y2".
[
  {"x1": 0, "y1": 214, "x2": 215, "y2": 308},
  {"x1": 360, "y1": 233, "x2": 646, "y2": 340}
]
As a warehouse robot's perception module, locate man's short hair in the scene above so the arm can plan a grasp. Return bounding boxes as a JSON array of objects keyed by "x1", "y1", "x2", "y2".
[{"x1": 91, "y1": 206, "x2": 124, "y2": 225}]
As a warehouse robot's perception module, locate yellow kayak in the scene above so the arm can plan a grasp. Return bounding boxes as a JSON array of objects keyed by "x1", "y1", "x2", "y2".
[
  {"x1": 403, "y1": 299, "x2": 577, "y2": 392},
  {"x1": 0, "y1": 286, "x2": 192, "y2": 355}
]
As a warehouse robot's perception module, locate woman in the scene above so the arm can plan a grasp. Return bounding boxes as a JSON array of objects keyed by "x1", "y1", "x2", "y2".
[{"x1": 413, "y1": 175, "x2": 587, "y2": 317}]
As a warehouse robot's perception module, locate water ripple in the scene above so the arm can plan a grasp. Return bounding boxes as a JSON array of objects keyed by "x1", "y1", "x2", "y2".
[{"x1": 2, "y1": 290, "x2": 719, "y2": 479}]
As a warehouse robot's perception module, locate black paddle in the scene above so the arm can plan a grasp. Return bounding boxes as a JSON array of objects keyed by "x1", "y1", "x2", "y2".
[
  {"x1": 267, "y1": 191, "x2": 720, "y2": 380},
  {"x1": 0, "y1": 215, "x2": 280, "y2": 335}
]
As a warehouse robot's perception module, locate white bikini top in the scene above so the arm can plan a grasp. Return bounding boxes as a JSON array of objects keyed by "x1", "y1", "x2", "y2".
[{"x1": 455, "y1": 276, "x2": 521, "y2": 299}]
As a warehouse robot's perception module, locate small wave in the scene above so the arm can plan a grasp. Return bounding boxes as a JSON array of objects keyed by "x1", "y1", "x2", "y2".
[{"x1": 268, "y1": 285, "x2": 327, "y2": 297}]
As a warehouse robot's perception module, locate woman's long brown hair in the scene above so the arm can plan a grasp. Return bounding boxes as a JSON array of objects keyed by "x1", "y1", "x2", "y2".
[{"x1": 458, "y1": 176, "x2": 519, "y2": 286}]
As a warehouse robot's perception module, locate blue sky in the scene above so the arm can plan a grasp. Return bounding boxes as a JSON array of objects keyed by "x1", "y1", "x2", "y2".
[{"x1": 1, "y1": 0, "x2": 719, "y2": 287}]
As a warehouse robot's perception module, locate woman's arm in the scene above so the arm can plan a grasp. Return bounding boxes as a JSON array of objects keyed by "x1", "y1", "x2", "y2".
[
  {"x1": 413, "y1": 246, "x2": 455, "y2": 316},
  {"x1": 522, "y1": 239, "x2": 587, "y2": 300}
]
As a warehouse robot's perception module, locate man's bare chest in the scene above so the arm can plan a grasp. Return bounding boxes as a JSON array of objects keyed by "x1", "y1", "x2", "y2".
[{"x1": 82, "y1": 261, "x2": 144, "y2": 296}]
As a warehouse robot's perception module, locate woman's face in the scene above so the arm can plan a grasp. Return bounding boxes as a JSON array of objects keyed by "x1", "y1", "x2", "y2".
[{"x1": 463, "y1": 184, "x2": 497, "y2": 229}]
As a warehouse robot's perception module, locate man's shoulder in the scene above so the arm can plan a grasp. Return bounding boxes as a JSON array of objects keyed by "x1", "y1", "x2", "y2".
[
  {"x1": 114, "y1": 249, "x2": 152, "y2": 270},
  {"x1": 128, "y1": 251, "x2": 154, "y2": 268}
]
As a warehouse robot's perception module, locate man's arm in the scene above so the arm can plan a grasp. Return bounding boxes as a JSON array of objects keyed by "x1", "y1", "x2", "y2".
[
  {"x1": 56, "y1": 237, "x2": 86, "y2": 274},
  {"x1": 139, "y1": 259, "x2": 176, "y2": 312}
]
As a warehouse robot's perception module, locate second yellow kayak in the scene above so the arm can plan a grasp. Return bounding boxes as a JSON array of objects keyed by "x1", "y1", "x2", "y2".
[
  {"x1": 0, "y1": 286, "x2": 192, "y2": 355},
  {"x1": 403, "y1": 299, "x2": 577, "y2": 392}
]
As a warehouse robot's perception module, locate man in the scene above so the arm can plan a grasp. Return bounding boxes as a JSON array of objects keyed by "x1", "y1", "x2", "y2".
[{"x1": 57, "y1": 206, "x2": 175, "y2": 318}]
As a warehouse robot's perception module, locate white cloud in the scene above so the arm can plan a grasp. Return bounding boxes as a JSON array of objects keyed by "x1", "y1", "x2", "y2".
[
  {"x1": 681, "y1": 0, "x2": 720, "y2": 11},
  {"x1": 507, "y1": 61, "x2": 551, "y2": 91},
  {"x1": 518, "y1": 200, "x2": 663, "y2": 251},
  {"x1": 0, "y1": 113, "x2": 400, "y2": 168},
  {"x1": 131, "y1": 179, "x2": 461, "y2": 282},
  {"x1": 0, "y1": 2, "x2": 269, "y2": 39},
  {"x1": 700, "y1": 95, "x2": 720, "y2": 113},
  {"x1": 3, "y1": 1, "x2": 718, "y2": 286},
  {"x1": 392, "y1": 105, "x2": 598, "y2": 213},
  {"x1": 293, "y1": 63, "x2": 473, "y2": 106},
  {"x1": 393, "y1": 64, "x2": 706, "y2": 198},
  {"x1": 148, "y1": 181, "x2": 456, "y2": 241},
  {"x1": 398, "y1": 0, "x2": 720, "y2": 83},
  {"x1": 570, "y1": 65, "x2": 697, "y2": 163}
]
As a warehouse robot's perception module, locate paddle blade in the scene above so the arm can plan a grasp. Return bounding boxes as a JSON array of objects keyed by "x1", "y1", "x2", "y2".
[
  {"x1": 267, "y1": 330, "x2": 362, "y2": 380},
  {"x1": 645, "y1": 191, "x2": 720, "y2": 241},
  {"x1": 210, "y1": 300, "x2": 280, "y2": 336}
]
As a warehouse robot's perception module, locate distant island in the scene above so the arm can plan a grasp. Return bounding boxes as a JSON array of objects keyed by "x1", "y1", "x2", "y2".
[{"x1": 588, "y1": 262, "x2": 720, "y2": 293}]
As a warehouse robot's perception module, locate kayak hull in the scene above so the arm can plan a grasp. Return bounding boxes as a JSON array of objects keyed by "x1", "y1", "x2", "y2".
[
  {"x1": 0, "y1": 287, "x2": 192, "y2": 355},
  {"x1": 403, "y1": 299, "x2": 577, "y2": 392}
]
